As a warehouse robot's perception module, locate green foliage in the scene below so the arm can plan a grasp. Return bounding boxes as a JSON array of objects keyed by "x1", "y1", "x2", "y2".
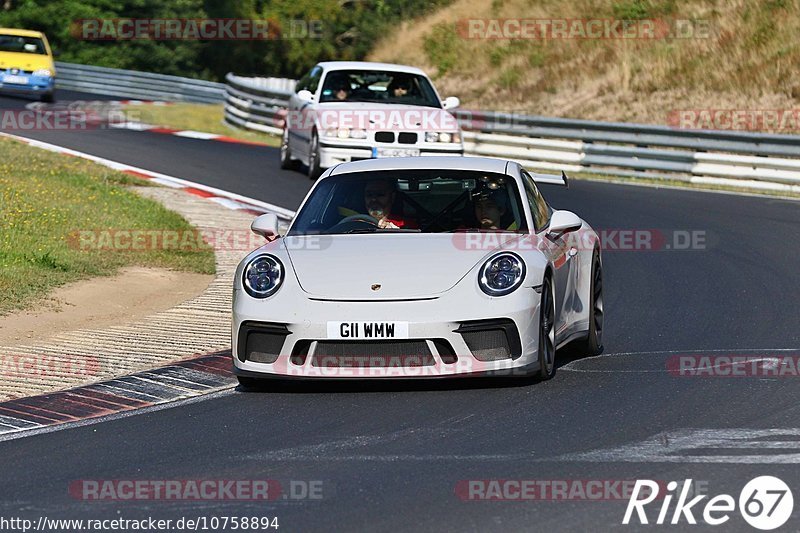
[
  {"x1": 422, "y1": 22, "x2": 459, "y2": 75},
  {"x1": 0, "y1": 0, "x2": 453, "y2": 80}
]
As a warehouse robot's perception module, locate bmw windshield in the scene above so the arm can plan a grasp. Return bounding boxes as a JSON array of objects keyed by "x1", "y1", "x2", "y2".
[
  {"x1": 289, "y1": 170, "x2": 529, "y2": 235},
  {"x1": 318, "y1": 70, "x2": 442, "y2": 108}
]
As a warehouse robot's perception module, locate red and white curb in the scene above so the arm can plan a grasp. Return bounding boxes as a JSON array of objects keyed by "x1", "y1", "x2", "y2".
[
  {"x1": 109, "y1": 121, "x2": 273, "y2": 147},
  {"x1": 0, "y1": 131, "x2": 296, "y2": 220},
  {"x1": 0, "y1": 352, "x2": 235, "y2": 441}
]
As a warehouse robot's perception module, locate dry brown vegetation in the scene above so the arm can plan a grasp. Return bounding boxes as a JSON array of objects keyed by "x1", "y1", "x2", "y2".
[{"x1": 368, "y1": 0, "x2": 800, "y2": 128}]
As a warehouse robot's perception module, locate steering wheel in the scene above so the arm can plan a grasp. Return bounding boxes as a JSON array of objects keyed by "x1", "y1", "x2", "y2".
[
  {"x1": 339, "y1": 214, "x2": 379, "y2": 225},
  {"x1": 328, "y1": 214, "x2": 380, "y2": 232}
]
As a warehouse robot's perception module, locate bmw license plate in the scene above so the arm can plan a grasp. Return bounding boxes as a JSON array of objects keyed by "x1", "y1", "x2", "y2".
[
  {"x1": 372, "y1": 147, "x2": 421, "y2": 158},
  {"x1": 327, "y1": 321, "x2": 409, "y2": 339},
  {"x1": 3, "y1": 75, "x2": 29, "y2": 85}
]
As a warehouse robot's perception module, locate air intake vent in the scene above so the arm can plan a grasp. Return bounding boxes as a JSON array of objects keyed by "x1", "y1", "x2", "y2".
[
  {"x1": 237, "y1": 322, "x2": 290, "y2": 363},
  {"x1": 397, "y1": 132, "x2": 417, "y2": 144},
  {"x1": 456, "y1": 319, "x2": 521, "y2": 361},
  {"x1": 311, "y1": 341, "x2": 434, "y2": 367},
  {"x1": 375, "y1": 131, "x2": 395, "y2": 143}
]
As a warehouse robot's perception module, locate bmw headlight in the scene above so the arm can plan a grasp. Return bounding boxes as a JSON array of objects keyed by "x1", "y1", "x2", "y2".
[
  {"x1": 32, "y1": 69, "x2": 52, "y2": 77},
  {"x1": 243, "y1": 255, "x2": 284, "y2": 298},
  {"x1": 479, "y1": 252, "x2": 525, "y2": 296},
  {"x1": 323, "y1": 128, "x2": 367, "y2": 139},
  {"x1": 425, "y1": 131, "x2": 461, "y2": 143}
]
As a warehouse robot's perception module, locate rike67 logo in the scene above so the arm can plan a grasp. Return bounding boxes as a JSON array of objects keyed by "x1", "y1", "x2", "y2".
[{"x1": 623, "y1": 477, "x2": 793, "y2": 530}]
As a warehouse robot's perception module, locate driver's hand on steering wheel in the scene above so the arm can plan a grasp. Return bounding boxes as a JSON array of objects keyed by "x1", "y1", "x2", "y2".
[{"x1": 378, "y1": 218, "x2": 399, "y2": 229}]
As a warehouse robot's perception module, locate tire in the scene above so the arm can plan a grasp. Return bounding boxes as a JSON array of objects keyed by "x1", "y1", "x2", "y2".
[
  {"x1": 576, "y1": 250, "x2": 604, "y2": 356},
  {"x1": 279, "y1": 128, "x2": 298, "y2": 170},
  {"x1": 237, "y1": 376, "x2": 264, "y2": 390},
  {"x1": 307, "y1": 131, "x2": 323, "y2": 180},
  {"x1": 537, "y1": 275, "x2": 557, "y2": 380},
  {"x1": 40, "y1": 92, "x2": 54, "y2": 103}
]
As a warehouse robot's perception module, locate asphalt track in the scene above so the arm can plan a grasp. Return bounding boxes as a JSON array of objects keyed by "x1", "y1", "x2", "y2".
[{"x1": 1, "y1": 90, "x2": 799, "y2": 531}]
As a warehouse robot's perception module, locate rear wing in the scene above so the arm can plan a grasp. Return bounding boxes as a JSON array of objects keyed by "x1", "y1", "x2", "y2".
[{"x1": 530, "y1": 171, "x2": 570, "y2": 188}]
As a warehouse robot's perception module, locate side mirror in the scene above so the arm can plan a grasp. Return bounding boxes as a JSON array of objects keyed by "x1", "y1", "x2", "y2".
[
  {"x1": 297, "y1": 89, "x2": 314, "y2": 103},
  {"x1": 52, "y1": 49, "x2": 61, "y2": 58},
  {"x1": 442, "y1": 96, "x2": 460, "y2": 110},
  {"x1": 547, "y1": 210, "x2": 582, "y2": 237},
  {"x1": 251, "y1": 213, "x2": 279, "y2": 239}
]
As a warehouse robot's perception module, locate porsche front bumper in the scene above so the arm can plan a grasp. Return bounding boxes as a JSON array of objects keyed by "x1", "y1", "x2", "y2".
[{"x1": 232, "y1": 289, "x2": 543, "y2": 379}]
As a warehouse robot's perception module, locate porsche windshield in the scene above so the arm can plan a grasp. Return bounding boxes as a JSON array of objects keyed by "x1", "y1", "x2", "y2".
[
  {"x1": 289, "y1": 170, "x2": 529, "y2": 235},
  {"x1": 319, "y1": 70, "x2": 441, "y2": 108}
]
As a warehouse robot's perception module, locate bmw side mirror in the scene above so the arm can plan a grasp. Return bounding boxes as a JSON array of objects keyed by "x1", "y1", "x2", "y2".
[
  {"x1": 297, "y1": 89, "x2": 314, "y2": 103},
  {"x1": 251, "y1": 213, "x2": 279, "y2": 239},
  {"x1": 547, "y1": 210, "x2": 582, "y2": 238},
  {"x1": 442, "y1": 96, "x2": 460, "y2": 110}
]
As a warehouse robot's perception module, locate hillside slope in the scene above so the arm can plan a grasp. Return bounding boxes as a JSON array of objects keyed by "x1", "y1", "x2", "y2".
[{"x1": 368, "y1": 0, "x2": 800, "y2": 129}]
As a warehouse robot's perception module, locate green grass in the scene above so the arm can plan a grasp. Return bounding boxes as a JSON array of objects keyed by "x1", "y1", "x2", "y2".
[
  {"x1": 0, "y1": 138, "x2": 215, "y2": 315},
  {"x1": 124, "y1": 103, "x2": 281, "y2": 147}
]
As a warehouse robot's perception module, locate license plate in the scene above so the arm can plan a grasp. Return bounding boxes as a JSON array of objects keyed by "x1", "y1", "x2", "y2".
[
  {"x1": 3, "y1": 75, "x2": 29, "y2": 85},
  {"x1": 327, "y1": 321, "x2": 409, "y2": 340},
  {"x1": 372, "y1": 147, "x2": 421, "y2": 158}
]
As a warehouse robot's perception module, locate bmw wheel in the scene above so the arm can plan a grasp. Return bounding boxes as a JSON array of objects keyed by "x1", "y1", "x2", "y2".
[
  {"x1": 280, "y1": 128, "x2": 298, "y2": 170},
  {"x1": 307, "y1": 131, "x2": 322, "y2": 180}
]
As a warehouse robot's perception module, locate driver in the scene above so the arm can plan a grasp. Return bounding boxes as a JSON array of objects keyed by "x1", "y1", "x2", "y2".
[
  {"x1": 363, "y1": 179, "x2": 414, "y2": 229},
  {"x1": 474, "y1": 189, "x2": 508, "y2": 230}
]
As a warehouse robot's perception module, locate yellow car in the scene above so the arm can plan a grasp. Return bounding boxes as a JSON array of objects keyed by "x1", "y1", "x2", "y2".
[{"x1": 0, "y1": 28, "x2": 56, "y2": 102}]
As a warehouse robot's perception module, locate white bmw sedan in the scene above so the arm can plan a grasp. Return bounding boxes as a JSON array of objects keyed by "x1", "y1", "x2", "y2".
[
  {"x1": 281, "y1": 61, "x2": 464, "y2": 179},
  {"x1": 233, "y1": 156, "x2": 603, "y2": 386}
]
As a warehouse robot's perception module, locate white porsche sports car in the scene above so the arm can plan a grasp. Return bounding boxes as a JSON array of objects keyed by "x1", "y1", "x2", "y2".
[{"x1": 233, "y1": 156, "x2": 603, "y2": 386}]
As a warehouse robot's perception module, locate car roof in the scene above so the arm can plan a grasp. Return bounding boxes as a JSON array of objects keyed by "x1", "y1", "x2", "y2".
[
  {"x1": 327, "y1": 156, "x2": 511, "y2": 176},
  {"x1": 317, "y1": 61, "x2": 427, "y2": 77},
  {"x1": 0, "y1": 28, "x2": 45, "y2": 38}
]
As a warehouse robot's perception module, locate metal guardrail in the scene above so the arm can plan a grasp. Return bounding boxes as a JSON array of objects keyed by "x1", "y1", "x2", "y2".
[
  {"x1": 60, "y1": 63, "x2": 799, "y2": 193},
  {"x1": 223, "y1": 73, "x2": 293, "y2": 135},
  {"x1": 55, "y1": 62, "x2": 226, "y2": 103},
  {"x1": 220, "y1": 73, "x2": 800, "y2": 192}
]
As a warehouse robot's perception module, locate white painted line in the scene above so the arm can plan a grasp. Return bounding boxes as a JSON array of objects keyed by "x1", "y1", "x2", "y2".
[
  {"x1": 553, "y1": 428, "x2": 800, "y2": 464},
  {"x1": 173, "y1": 130, "x2": 221, "y2": 140},
  {"x1": 0, "y1": 131, "x2": 296, "y2": 220},
  {"x1": 109, "y1": 122, "x2": 156, "y2": 131}
]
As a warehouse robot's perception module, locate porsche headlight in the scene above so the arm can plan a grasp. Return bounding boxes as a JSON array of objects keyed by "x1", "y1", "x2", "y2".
[
  {"x1": 479, "y1": 252, "x2": 525, "y2": 296},
  {"x1": 243, "y1": 255, "x2": 284, "y2": 298},
  {"x1": 425, "y1": 131, "x2": 461, "y2": 143},
  {"x1": 32, "y1": 69, "x2": 52, "y2": 77}
]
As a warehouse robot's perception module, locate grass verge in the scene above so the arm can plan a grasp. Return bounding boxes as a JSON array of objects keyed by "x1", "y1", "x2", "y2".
[
  {"x1": 0, "y1": 137, "x2": 216, "y2": 316},
  {"x1": 124, "y1": 103, "x2": 281, "y2": 147}
]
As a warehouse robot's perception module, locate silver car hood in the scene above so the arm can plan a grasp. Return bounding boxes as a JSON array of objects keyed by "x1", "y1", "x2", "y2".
[{"x1": 283, "y1": 233, "x2": 519, "y2": 300}]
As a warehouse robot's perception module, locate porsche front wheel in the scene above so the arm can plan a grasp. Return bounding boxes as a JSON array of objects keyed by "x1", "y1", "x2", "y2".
[{"x1": 537, "y1": 276, "x2": 557, "y2": 380}]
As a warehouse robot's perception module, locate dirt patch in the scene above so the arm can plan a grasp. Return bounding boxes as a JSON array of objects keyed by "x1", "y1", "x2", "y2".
[{"x1": 0, "y1": 267, "x2": 212, "y2": 346}]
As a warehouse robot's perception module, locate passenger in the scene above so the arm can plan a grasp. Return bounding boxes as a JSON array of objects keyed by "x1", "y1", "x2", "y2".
[{"x1": 387, "y1": 76, "x2": 412, "y2": 99}]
